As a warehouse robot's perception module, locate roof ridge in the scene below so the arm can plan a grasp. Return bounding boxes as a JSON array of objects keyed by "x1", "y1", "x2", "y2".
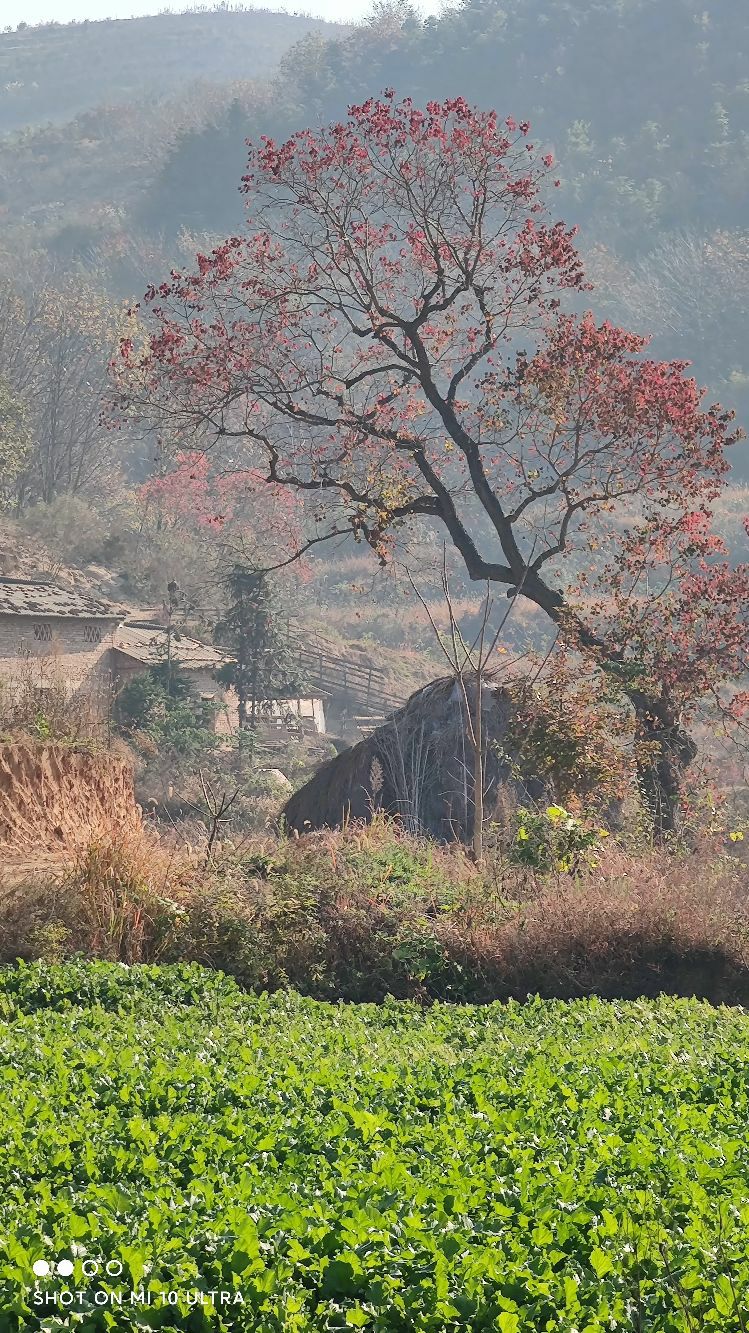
[{"x1": 0, "y1": 575, "x2": 56, "y2": 586}]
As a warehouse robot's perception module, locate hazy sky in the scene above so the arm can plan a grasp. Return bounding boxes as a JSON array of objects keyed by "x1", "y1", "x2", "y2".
[{"x1": 1, "y1": 0, "x2": 441, "y2": 27}]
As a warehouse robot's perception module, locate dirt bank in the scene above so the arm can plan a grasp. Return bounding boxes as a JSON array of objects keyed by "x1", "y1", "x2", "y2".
[{"x1": 0, "y1": 743, "x2": 141, "y2": 859}]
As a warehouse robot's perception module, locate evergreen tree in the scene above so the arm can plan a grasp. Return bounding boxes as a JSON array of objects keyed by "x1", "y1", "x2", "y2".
[{"x1": 213, "y1": 565, "x2": 301, "y2": 733}]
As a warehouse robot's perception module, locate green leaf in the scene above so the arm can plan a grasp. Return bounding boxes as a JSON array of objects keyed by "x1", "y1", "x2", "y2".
[
  {"x1": 590, "y1": 1247, "x2": 613, "y2": 1278},
  {"x1": 497, "y1": 1314, "x2": 520, "y2": 1333}
]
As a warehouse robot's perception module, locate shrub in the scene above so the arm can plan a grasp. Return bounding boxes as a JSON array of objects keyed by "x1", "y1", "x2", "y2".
[
  {"x1": 507, "y1": 804, "x2": 607, "y2": 874},
  {"x1": 6, "y1": 818, "x2": 749, "y2": 1007},
  {"x1": 0, "y1": 829, "x2": 187, "y2": 965},
  {"x1": 116, "y1": 662, "x2": 218, "y2": 763},
  {"x1": 502, "y1": 656, "x2": 636, "y2": 815},
  {"x1": 20, "y1": 494, "x2": 110, "y2": 567}
]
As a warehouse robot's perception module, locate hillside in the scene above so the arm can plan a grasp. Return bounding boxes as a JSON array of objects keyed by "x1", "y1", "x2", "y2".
[
  {"x1": 0, "y1": 0, "x2": 748, "y2": 546},
  {"x1": 0, "y1": 80, "x2": 266, "y2": 270},
  {"x1": 136, "y1": 0, "x2": 749, "y2": 437},
  {"x1": 0, "y1": 8, "x2": 348, "y2": 132},
  {"x1": 143, "y1": 0, "x2": 749, "y2": 254},
  {"x1": 90, "y1": 0, "x2": 746, "y2": 478},
  {"x1": 3, "y1": 1, "x2": 745, "y2": 427},
  {"x1": 0, "y1": 8, "x2": 349, "y2": 281},
  {"x1": 3, "y1": 2, "x2": 747, "y2": 277}
]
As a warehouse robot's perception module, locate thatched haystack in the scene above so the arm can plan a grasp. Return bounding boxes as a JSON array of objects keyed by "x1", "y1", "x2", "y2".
[{"x1": 281, "y1": 674, "x2": 548, "y2": 843}]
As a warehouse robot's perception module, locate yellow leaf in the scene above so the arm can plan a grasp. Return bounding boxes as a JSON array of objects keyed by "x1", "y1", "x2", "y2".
[{"x1": 545, "y1": 805, "x2": 567, "y2": 822}]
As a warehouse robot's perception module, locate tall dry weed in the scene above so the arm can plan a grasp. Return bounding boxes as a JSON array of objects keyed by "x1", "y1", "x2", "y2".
[
  {"x1": 0, "y1": 827, "x2": 191, "y2": 964},
  {"x1": 3, "y1": 819, "x2": 749, "y2": 1005}
]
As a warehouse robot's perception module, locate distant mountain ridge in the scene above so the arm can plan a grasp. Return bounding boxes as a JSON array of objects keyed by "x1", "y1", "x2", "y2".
[{"x1": 0, "y1": 8, "x2": 349, "y2": 132}]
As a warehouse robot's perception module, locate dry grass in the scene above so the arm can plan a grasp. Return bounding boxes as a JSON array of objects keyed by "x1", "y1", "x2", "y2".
[
  {"x1": 0, "y1": 826, "x2": 191, "y2": 964},
  {"x1": 3, "y1": 818, "x2": 749, "y2": 1005},
  {"x1": 450, "y1": 845, "x2": 749, "y2": 1003}
]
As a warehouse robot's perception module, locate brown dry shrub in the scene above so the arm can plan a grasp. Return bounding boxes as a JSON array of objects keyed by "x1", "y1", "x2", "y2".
[
  {"x1": 445, "y1": 845, "x2": 749, "y2": 1004},
  {"x1": 4, "y1": 818, "x2": 749, "y2": 1006}
]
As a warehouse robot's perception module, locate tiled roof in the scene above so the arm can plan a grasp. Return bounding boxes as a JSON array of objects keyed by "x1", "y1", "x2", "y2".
[
  {"x1": 113, "y1": 622, "x2": 229, "y2": 670},
  {"x1": 0, "y1": 577, "x2": 121, "y2": 620}
]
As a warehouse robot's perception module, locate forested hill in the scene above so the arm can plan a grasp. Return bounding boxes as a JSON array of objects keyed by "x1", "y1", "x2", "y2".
[
  {"x1": 146, "y1": 0, "x2": 749, "y2": 255},
  {"x1": 1, "y1": 0, "x2": 748, "y2": 439},
  {"x1": 0, "y1": 8, "x2": 347, "y2": 132},
  {"x1": 4, "y1": 0, "x2": 747, "y2": 263},
  {"x1": 134, "y1": 0, "x2": 749, "y2": 436}
]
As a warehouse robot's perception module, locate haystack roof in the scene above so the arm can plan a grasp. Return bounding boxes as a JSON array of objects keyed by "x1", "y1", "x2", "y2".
[
  {"x1": 0, "y1": 577, "x2": 121, "y2": 620},
  {"x1": 281, "y1": 673, "x2": 547, "y2": 845},
  {"x1": 113, "y1": 621, "x2": 228, "y2": 670}
]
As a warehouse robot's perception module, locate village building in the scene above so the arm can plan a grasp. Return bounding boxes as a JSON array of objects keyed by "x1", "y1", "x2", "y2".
[
  {"x1": 254, "y1": 697, "x2": 326, "y2": 734},
  {"x1": 111, "y1": 621, "x2": 327, "y2": 736},
  {"x1": 0, "y1": 577, "x2": 122, "y2": 716},
  {"x1": 110, "y1": 620, "x2": 233, "y2": 732},
  {"x1": 0, "y1": 580, "x2": 328, "y2": 738}
]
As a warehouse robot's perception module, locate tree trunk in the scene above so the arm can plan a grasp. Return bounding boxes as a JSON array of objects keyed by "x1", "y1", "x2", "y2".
[
  {"x1": 249, "y1": 606, "x2": 260, "y2": 731},
  {"x1": 631, "y1": 695, "x2": 697, "y2": 837},
  {"x1": 237, "y1": 687, "x2": 248, "y2": 730}
]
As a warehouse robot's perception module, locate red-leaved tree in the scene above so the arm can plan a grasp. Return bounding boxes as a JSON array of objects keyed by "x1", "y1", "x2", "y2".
[
  {"x1": 119, "y1": 93, "x2": 749, "y2": 832},
  {"x1": 137, "y1": 449, "x2": 300, "y2": 546}
]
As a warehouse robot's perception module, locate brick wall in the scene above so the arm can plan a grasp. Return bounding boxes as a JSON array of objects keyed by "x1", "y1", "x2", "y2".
[{"x1": 0, "y1": 616, "x2": 118, "y2": 693}]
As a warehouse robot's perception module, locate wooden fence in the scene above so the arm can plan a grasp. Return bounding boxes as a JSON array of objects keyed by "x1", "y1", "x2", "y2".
[{"x1": 295, "y1": 647, "x2": 400, "y2": 711}]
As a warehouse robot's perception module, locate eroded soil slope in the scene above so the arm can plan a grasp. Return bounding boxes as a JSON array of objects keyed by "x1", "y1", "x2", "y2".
[{"x1": 0, "y1": 743, "x2": 140, "y2": 859}]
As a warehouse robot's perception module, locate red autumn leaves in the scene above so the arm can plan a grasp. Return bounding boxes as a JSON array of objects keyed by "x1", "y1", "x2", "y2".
[{"x1": 120, "y1": 92, "x2": 748, "y2": 741}]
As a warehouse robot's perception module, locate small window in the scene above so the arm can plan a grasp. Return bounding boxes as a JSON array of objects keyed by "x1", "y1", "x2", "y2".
[
  {"x1": 33, "y1": 623, "x2": 52, "y2": 642},
  {"x1": 82, "y1": 624, "x2": 102, "y2": 645}
]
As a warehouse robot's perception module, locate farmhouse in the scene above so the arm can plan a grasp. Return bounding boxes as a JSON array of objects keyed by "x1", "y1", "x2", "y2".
[
  {"x1": 0, "y1": 581, "x2": 329, "y2": 738},
  {"x1": 110, "y1": 620, "x2": 232, "y2": 732},
  {"x1": 111, "y1": 621, "x2": 327, "y2": 736},
  {"x1": 0, "y1": 576, "x2": 121, "y2": 706},
  {"x1": 111, "y1": 620, "x2": 228, "y2": 690}
]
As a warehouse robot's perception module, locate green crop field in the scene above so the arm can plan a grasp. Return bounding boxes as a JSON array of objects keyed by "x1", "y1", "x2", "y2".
[{"x1": 0, "y1": 962, "x2": 747, "y2": 1331}]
